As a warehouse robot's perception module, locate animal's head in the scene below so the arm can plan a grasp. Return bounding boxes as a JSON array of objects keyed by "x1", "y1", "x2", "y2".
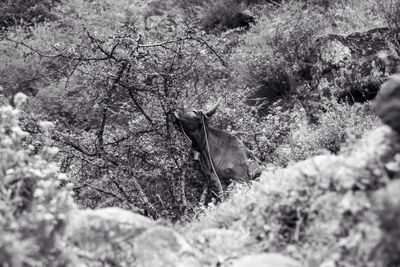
[{"x1": 168, "y1": 100, "x2": 220, "y2": 133}]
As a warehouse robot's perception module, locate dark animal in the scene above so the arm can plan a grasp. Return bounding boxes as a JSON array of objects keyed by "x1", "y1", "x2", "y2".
[
  {"x1": 227, "y1": 11, "x2": 256, "y2": 30},
  {"x1": 168, "y1": 101, "x2": 259, "y2": 198}
]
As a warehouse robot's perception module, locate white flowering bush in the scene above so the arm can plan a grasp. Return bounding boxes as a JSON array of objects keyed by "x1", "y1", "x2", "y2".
[{"x1": 0, "y1": 94, "x2": 75, "y2": 266}]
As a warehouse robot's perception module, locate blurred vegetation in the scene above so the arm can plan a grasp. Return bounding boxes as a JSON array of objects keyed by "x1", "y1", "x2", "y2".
[
  {"x1": 186, "y1": 126, "x2": 400, "y2": 266},
  {"x1": 0, "y1": 0, "x2": 400, "y2": 265},
  {"x1": 0, "y1": 94, "x2": 75, "y2": 266}
]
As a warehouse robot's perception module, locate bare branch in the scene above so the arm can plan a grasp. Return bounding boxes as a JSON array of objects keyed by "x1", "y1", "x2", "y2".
[
  {"x1": 137, "y1": 36, "x2": 227, "y2": 68},
  {"x1": 91, "y1": 186, "x2": 125, "y2": 202},
  {"x1": 3, "y1": 37, "x2": 110, "y2": 61},
  {"x1": 126, "y1": 86, "x2": 154, "y2": 125},
  {"x1": 51, "y1": 134, "x2": 98, "y2": 157},
  {"x1": 97, "y1": 107, "x2": 108, "y2": 153},
  {"x1": 109, "y1": 174, "x2": 134, "y2": 205}
]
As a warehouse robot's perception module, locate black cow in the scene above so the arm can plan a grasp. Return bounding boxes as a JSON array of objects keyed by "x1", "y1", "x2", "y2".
[{"x1": 168, "y1": 101, "x2": 259, "y2": 198}]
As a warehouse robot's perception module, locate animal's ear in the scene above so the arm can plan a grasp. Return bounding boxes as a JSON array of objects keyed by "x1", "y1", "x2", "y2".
[
  {"x1": 167, "y1": 110, "x2": 177, "y2": 122},
  {"x1": 205, "y1": 98, "x2": 221, "y2": 117}
]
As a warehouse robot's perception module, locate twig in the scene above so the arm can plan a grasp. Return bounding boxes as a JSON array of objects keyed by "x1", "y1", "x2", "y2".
[
  {"x1": 91, "y1": 185, "x2": 125, "y2": 202},
  {"x1": 109, "y1": 173, "x2": 134, "y2": 205},
  {"x1": 126, "y1": 86, "x2": 154, "y2": 124}
]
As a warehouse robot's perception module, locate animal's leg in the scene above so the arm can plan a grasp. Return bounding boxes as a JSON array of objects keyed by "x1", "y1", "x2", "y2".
[
  {"x1": 209, "y1": 173, "x2": 223, "y2": 201},
  {"x1": 199, "y1": 184, "x2": 208, "y2": 205}
]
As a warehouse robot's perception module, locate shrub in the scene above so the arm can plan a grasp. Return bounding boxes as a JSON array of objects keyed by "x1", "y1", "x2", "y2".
[
  {"x1": 0, "y1": 94, "x2": 75, "y2": 266},
  {"x1": 195, "y1": 0, "x2": 254, "y2": 32},
  {"x1": 376, "y1": 0, "x2": 400, "y2": 31},
  {"x1": 273, "y1": 101, "x2": 382, "y2": 165},
  {"x1": 3, "y1": 0, "x2": 251, "y2": 219},
  {"x1": 230, "y1": 2, "x2": 330, "y2": 109},
  {"x1": 229, "y1": 0, "x2": 386, "y2": 111},
  {"x1": 0, "y1": 0, "x2": 389, "y2": 223},
  {"x1": 187, "y1": 126, "x2": 400, "y2": 266},
  {"x1": 0, "y1": 0, "x2": 60, "y2": 29}
]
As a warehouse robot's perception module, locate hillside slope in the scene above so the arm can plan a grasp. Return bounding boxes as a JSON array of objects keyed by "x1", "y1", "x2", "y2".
[
  {"x1": 1, "y1": 0, "x2": 400, "y2": 266},
  {"x1": 63, "y1": 123, "x2": 400, "y2": 266},
  {"x1": 63, "y1": 76, "x2": 400, "y2": 267}
]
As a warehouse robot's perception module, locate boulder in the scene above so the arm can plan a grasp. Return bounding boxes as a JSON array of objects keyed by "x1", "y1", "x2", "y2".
[
  {"x1": 374, "y1": 74, "x2": 400, "y2": 134},
  {"x1": 66, "y1": 207, "x2": 201, "y2": 266},
  {"x1": 250, "y1": 27, "x2": 399, "y2": 112},
  {"x1": 309, "y1": 27, "x2": 397, "y2": 104},
  {"x1": 230, "y1": 253, "x2": 302, "y2": 267},
  {"x1": 132, "y1": 226, "x2": 201, "y2": 267},
  {"x1": 67, "y1": 207, "x2": 155, "y2": 243},
  {"x1": 374, "y1": 179, "x2": 400, "y2": 209},
  {"x1": 372, "y1": 179, "x2": 400, "y2": 266},
  {"x1": 193, "y1": 228, "x2": 250, "y2": 261}
]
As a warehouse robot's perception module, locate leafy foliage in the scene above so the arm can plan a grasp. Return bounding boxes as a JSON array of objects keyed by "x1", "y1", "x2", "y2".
[
  {"x1": 272, "y1": 101, "x2": 382, "y2": 165},
  {"x1": 0, "y1": 0, "x2": 389, "y2": 221},
  {"x1": 377, "y1": 0, "x2": 400, "y2": 31},
  {"x1": 187, "y1": 126, "x2": 400, "y2": 266},
  {"x1": 0, "y1": 94, "x2": 75, "y2": 266},
  {"x1": 1, "y1": 0, "x2": 400, "y2": 265},
  {"x1": 1, "y1": 0, "x2": 249, "y2": 218},
  {"x1": 0, "y1": 0, "x2": 60, "y2": 29}
]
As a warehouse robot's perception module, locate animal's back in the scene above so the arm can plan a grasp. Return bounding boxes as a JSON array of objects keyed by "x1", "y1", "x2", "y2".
[{"x1": 206, "y1": 127, "x2": 250, "y2": 182}]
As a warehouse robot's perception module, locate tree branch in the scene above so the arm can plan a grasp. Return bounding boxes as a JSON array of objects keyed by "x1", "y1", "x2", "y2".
[
  {"x1": 126, "y1": 86, "x2": 154, "y2": 125},
  {"x1": 109, "y1": 174, "x2": 134, "y2": 205}
]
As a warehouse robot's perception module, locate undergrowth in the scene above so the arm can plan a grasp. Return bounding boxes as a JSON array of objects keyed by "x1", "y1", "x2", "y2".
[{"x1": 186, "y1": 126, "x2": 400, "y2": 266}]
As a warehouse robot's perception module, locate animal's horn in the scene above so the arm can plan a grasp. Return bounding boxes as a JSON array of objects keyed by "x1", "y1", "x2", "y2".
[{"x1": 205, "y1": 98, "x2": 221, "y2": 117}]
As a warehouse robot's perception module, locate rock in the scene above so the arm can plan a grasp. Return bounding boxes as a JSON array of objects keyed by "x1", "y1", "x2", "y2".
[
  {"x1": 251, "y1": 27, "x2": 398, "y2": 113},
  {"x1": 372, "y1": 179, "x2": 400, "y2": 266},
  {"x1": 67, "y1": 207, "x2": 155, "y2": 243},
  {"x1": 374, "y1": 74, "x2": 400, "y2": 133},
  {"x1": 230, "y1": 253, "x2": 302, "y2": 267},
  {"x1": 319, "y1": 260, "x2": 337, "y2": 267},
  {"x1": 132, "y1": 226, "x2": 201, "y2": 267},
  {"x1": 193, "y1": 228, "x2": 250, "y2": 261},
  {"x1": 310, "y1": 27, "x2": 396, "y2": 104},
  {"x1": 66, "y1": 207, "x2": 201, "y2": 266},
  {"x1": 66, "y1": 208, "x2": 155, "y2": 265},
  {"x1": 374, "y1": 179, "x2": 400, "y2": 209}
]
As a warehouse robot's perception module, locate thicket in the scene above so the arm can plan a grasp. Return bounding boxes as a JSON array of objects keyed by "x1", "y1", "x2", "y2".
[
  {"x1": 0, "y1": 0, "x2": 395, "y2": 221},
  {"x1": 1, "y1": 0, "x2": 254, "y2": 219}
]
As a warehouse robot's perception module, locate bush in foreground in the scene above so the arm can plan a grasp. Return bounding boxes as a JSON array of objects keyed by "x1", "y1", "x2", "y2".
[
  {"x1": 0, "y1": 94, "x2": 75, "y2": 266},
  {"x1": 186, "y1": 125, "x2": 400, "y2": 266}
]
